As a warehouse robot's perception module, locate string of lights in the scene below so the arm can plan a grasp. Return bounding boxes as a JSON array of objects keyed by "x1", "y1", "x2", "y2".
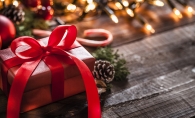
[
  {"x1": 0, "y1": 0, "x2": 194, "y2": 34},
  {"x1": 63, "y1": 0, "x2": 195, "y2": 33}
]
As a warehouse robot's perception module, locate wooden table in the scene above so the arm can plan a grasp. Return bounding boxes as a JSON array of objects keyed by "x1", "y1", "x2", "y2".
[{"x1": 1, "y1": 0, "x2": 195, "y2": 117}]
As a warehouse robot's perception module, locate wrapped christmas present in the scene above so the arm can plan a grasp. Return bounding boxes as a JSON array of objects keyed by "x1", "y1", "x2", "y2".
[{"x1": 0, "y1": 25, "x2": 101, "y2": 118}]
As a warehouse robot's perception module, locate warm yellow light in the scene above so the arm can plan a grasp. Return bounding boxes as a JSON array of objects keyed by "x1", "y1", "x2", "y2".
[
  {"x1": 186, "y1": 6, "x2": 195, "y2": 14},
  {"x1": 85, "y1": 2, "x2": 96, "y2": 12},
  {"x1": 87, "y1": 0, "x2": 93, "y2": 4},
  {"x1": 110, "y1": 14, "x2": 118, "y2": 23},
  {"x1": 13, "y1": 0, "x2": 19, "y2": 7},
  {"x1": 122, "y1": 0, "x2": 129, "y2": 7},
  {"x1": 126, "y1": 8, "x2": 134, "y2": 17},
  {"x1": 67, "y1": 4, "x2": 76, "y2": 12},
  {"x1": 173, "y1": 8, "x2": 182, "y2": 18},
  {"x1": 136, "y1": 0, "x2": 144, "y2": 3},
  {"x1": 150, "y1": 0, "x2": 164, "y2": 6},
  {"x1": 37, "y1": 5, "x2": 42, "y2": 9},
  {"x1": 115, "y1": 2, "x2": 123, "y2": 10},
  {"x1": 145, "y1": 23, "x2": 155, "y2": 33},
  {"x1": 1, "y1": 0, "x2": 4, "y2": 1}
]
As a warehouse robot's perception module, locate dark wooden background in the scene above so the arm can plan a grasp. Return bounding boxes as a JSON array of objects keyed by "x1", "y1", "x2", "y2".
[{"x1": 1, "y1": 0, "x2": 195, "y2": 117}]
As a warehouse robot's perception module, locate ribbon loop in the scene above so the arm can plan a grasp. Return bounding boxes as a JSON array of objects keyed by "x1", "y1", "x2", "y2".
[
  {"x1": 48, "y1": 25, "x2": 77, "y2": 49},
  {"x1": 11, "y1": 36, "x2": 43, "y2": 60},
  {"x1": 10, "y1": 25, "x2": 77, "y2": 60}
]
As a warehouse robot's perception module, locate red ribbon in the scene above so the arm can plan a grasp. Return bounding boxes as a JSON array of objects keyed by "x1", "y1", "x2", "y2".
[{"x1": 2, "y1": 25, "x2": 101, "y2": 118}]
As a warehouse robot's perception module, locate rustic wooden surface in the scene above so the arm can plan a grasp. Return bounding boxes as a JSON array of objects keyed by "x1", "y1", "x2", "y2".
[{"x1": 1, "y1": 0, "x2": 195, "y2": 118}]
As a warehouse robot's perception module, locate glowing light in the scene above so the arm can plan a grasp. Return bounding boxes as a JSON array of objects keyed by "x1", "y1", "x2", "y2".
[
  {"x1": 67, "y1": 4, "x2": 76, "y2": 12},
  {"x1": 85, "y1": 2, "x2": 96, "y2": 12},
  {"x1": 136, "y1": 0, "x2": 144, "y2": 3},
  {"x1": 126, "y1": 8, "x2": 134, "y2": 17},
  {"x1": 173, "y1": 8, "x2": 182, "y2": 18},
  {"x1": 149, "y1": 0, "x2": 164, "y2": 6},
  {"x1": 13, "y1": 0, "x2": 19, "y2": 7},
  {"x1": 87, "y1": 0, "x2": 93, "y2": 3},
  {"x1": 186, "y1": 6, "x2": 195, "y2": 14},
  {"x1": 145, "y1": 23, "x2": 155, "y2": 33},
  {"x1": 115, "y1": 2, "x2": 123, "y2": 10},
  {"x1": 1, "y1": 0, "x2": 4, "y2": 1},
  {"x1": 37, "y1": 5, "x2": 42, "y2": 9},
  {"x1": 122, "y1": 0, "x2": 129, "y2": 7},
  {"x1": 85, "y1": 0, "x2": 96, "y2": 12},
  {"x1": 110, "y1": 14, "x2": 118, "y2": 23}
]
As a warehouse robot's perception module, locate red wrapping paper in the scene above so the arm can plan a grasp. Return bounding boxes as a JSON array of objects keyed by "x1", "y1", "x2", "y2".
[
  {"x1": 0, "y1": 25, "x2": 101, "y2": 118},
  {"x1": 0, "y1": 74, "x2": 86, "y2": 112},
  {"x1": 0, "y1": 43, "x2": 95, "y2": 112},
  {"x1": 0, "y1": 38, "x2": 95, "y2": 92}
]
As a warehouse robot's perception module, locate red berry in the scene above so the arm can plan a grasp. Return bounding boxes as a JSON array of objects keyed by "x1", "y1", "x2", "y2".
[{"x1": 37, "y1": 6, "x2": 54, "y2": 20}]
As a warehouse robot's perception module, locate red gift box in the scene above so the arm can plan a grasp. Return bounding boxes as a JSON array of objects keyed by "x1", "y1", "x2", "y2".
[{"x1": 0, "y1": 25, "x2": 101, "y2": 118}]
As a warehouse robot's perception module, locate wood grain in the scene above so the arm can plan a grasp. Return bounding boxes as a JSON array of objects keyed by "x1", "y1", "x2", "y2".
[
  {"x1": 102, "y1": 22, "x2": 195, "y2": 117},
  {"x1": 1, "y1": 0, "x2": 195, "y2": 118}
]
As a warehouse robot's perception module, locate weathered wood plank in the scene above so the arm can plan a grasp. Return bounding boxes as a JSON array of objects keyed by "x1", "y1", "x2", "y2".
[
  {"x1": 103, "y1": 82, "x2": 195, "y2": 118},
  {"x1": 100, "y1": 21, "x2": 195, "y2": 117}
]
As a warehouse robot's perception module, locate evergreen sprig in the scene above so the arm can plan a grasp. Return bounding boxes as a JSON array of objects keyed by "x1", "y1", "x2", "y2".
[
  {"x1": 15, "y1": 9, "x2": 49, "y2": 37},
  {"x1": 92, "y1": 47, "x2": 130, "y2": 81}
]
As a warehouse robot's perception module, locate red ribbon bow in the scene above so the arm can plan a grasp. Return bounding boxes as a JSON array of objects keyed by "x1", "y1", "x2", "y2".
[{"x1": 3, "y1": 25, "x2": 101, "y2": 118}]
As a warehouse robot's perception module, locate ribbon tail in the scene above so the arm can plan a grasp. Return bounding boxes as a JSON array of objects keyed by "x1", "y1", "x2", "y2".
[
  {"x1": 68, "y1": 54, "x2": 101, "y2": 118},
  {"x1": 1, "y1": 65, "x2": 9, "y2": 96},
  {"x1": 43, "y1": 55, "x2": 64, "y2": 101},
  {"x1": 7, "y1": 58, "x2": 41, "y2": 118},
  {"x1": 1, "y1": 57, "x2": 24, "y2": 96}
]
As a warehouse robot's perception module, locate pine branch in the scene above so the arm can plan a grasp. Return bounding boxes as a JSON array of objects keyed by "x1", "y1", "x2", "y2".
[
  {"x1": 92, "y1": 47, "x2": 130, "y2": 81},
  {"x1": 15, "y1": 9, "x2": 49, "y2": 37}
]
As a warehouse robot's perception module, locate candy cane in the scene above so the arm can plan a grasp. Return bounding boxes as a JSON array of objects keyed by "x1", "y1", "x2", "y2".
[{"x1": 32, "y1": 28, "x2": 113, "y2": 47}]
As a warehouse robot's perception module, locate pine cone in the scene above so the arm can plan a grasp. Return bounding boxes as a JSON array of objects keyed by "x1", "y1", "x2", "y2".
[
  {"x1": 93, "y1": 60, "x2": 115, "y2": 83},
  {"x1": 1, "y1": 5, "x2": 25, "y2": 23}
]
